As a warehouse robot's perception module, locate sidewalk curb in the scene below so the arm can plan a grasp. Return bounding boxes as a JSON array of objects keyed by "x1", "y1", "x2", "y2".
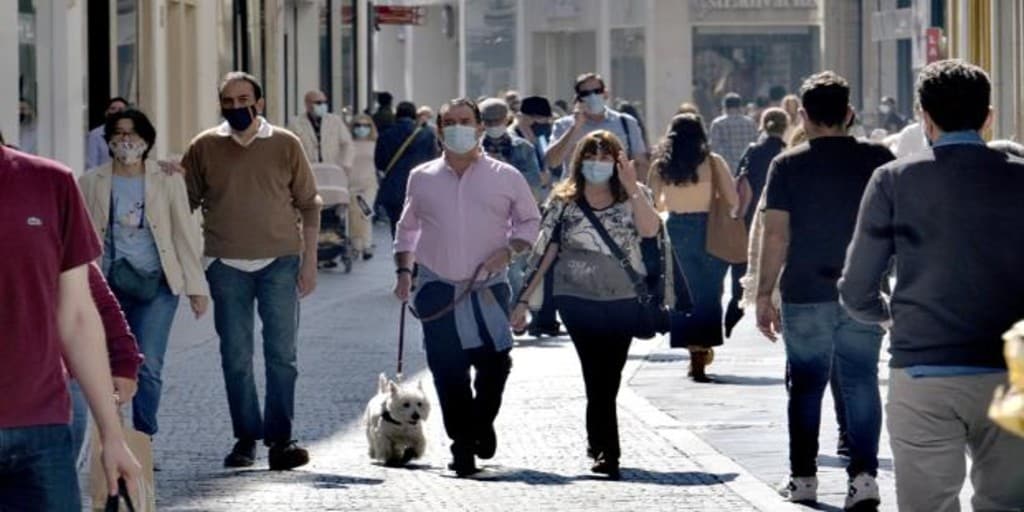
[{"x1": 622, "y1": 338, "x2": 801, "y2": 512}]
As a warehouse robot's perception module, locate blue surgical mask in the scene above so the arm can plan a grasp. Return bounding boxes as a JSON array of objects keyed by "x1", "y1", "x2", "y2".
[
  {"x1": 222, "y1": 106, "x2": 255, "y2": 132},
  {"x1": 312, "y1": 103, "x2": 329, "y2": 118},
  {"x1": 353, "y1": 126, "x2": 371, "y2": 138},
  {"x1": 485, "y1": 126, "x2": 507, "y2": 139},
  {"x1": 584, "y1": 94, "x2": 605, "y2": 115},
  {"x1": 581, "y1": 160, "x2": 615, "y2": 184},
  {"x1": 442, "y1": 125, "x2": 480, "y2": 154}
]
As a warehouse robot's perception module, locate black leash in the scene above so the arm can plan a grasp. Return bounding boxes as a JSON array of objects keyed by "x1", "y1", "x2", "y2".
[{"x1": 397, "y1": 302, "x2": 407, "y2": 381}]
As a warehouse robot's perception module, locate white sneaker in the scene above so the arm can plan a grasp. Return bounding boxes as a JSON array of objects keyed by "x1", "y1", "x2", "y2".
[
  {"x1": 778, "y1": 475, "x2": 818, "y2": 503},
  {"x1": 845, "y1": 473, "x2": 881, "y2": 510}
]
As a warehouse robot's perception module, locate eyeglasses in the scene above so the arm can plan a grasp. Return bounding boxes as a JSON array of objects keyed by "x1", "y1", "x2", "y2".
[
  {"x1": 577, "y1": 88, "x2": 604, "y2": 99},
  {"x1": 353, "y1": 124, "x2": 371, "y2": 128}
]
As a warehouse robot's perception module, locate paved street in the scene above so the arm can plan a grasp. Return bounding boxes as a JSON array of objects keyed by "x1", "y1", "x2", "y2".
[
  {"x1": 140, "y1": 226, "x2": 784, "y2": 511},
  {"x1": 121, "y1": 226, "x2": 973, "y2": 511}
]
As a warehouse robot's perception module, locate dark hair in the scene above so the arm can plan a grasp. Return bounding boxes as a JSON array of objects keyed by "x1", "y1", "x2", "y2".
[
  {"x1": 219, "y1": 71, "x2": 263, "y2": 101},
  {"x1": 553, "y1": 130, "x2": 629, "y2": 203},
  {"x1": 723, "y1": 93, "x2": 743, "y2": 110},
  {"x1": 377, "y1": 92, "x2": 394, "y2": 106},
  {"x1": 989, "y1": 140, "x2": 1024, "y2": 158},
  {"x1": 396, "y1": 101, "x2": 418, "y2": 120},
  {"x1": 799, "y1": 71, "x2": 850, "y2": 128},
  {"x1": 573, "y1": 72, "x2": 606, "y2": 96},
  {"x1": 107, "y1": 97, "x2": 130, "y2": 110},
  {"x1": 769, "y1": 85, "x2": 787, "y2": 102},
  {"x1": 760, "y1": 107, "x2": 789, "y2": 137},
  {"x1": 916, "y1": 60, "x2": 991, "y2": 132},
  {"x1": 654, "y1": 114, "x2": 710, "y2": 186},
  {"x1": 755, "y1": 95, "x2": 770, "y2": 108},
  {"x1": 437, "y1": 97, "x2": 482, "y2": 126},
  {"x1": 104, "y1": 109, "x2": 157, "y2": 161},
  {"x1": 554, "y1": 99, "x2": 569, "y2": 112}
]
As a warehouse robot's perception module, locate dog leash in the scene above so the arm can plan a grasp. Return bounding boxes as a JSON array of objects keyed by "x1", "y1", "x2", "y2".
[
  {"x1": 397, "y1": 302, "x2": 407, "y2": 381},
  {"x1": 409, "y1": 263, "x2": 491, "y2": 323}
]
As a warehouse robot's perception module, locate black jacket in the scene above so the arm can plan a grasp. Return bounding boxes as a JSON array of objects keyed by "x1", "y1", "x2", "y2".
[{"x1": 374, "y1": 118, "x2": 438, "y2": 210}]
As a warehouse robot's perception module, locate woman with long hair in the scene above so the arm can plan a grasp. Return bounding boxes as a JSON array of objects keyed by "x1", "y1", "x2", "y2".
[
  {"x1": 348, "y1": 113, "x2": 380, "y2": 259},
  {"x1": 649, "y1": 114, "x2": 739, "y2": 382},
  {"x1": 511, "y1": 130, "x2": 668, "y2": 479}
]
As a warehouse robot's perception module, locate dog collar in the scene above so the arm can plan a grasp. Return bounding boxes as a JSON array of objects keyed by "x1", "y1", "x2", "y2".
[{"x1": 380, "y1": 408, "x2": 403, "y2": 426}]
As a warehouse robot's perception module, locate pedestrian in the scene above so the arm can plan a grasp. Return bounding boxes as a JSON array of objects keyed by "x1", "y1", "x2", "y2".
[
  {"x1": 18, "y1": 98, "x2": 37, "y2": 154},
  {"x1": 781, "y1": 94, "x2": 801, "y2": 143},
  {"x1": 347, "y1": 113, "x2": 380, "y2": 260},
  {"x1": 755, "y1": 71, "x2": 895, "y2": 508},
  {"x1": 709, "y1": 92, "x2": 758, "y2": 174},
  {"x1": 393, "y1": 97, "x2": 541, "y2": 477},
  {"x1": 510, "y1": 130, "x2": 664, "y2": 480},
  {"x1": 416, "y1": 106, "x2": 435, "y2": 129},
  {"x1": 729, "y1": 108, "x2": 789, "y2": 335},
  {"x1": 480, "y1": 98, "x2": 542, "y2": 304},
  {"x1": 86, "y1": 97, "x2": 130, "y2": 171},
  {"x1": 78, "y1": 108, "x2": 209, "y2": 442},
  {"x1": 503, "y1": 90, "x2": 521, "y2": 114},
  {"x1": 769, "y1": 85, "x2": 788, "y2": 107},
  {"x1": 290, "y1": 89, "x2": 354, "y2": 172},
  {"x1": 616, "y1": 100, "x2": 649, "y2": 149},
  {"x1": 648, "y1": 114, "x2": 740, "y2": 382},
  {"x1": 1, "y1": 144, "x2": 141, "y2": 509},
  {"x1": 877, "y1": 96, "x2": 906, "y2": 134},
  {"x1": 372, "y1": 91, "x2": 396, "y2": 133},
  {"x1": 676, "y1": 102, "x2": 701, "y2": 117},
  {"x1": 839, "y1": 59, "x2": 1024, "y2": 512},
  {"x1": 375, "y1": 101, "x2": 439, "y2": 237},
  {"x1": 546, "y1": 73, "x2": 649, "y2": 182},
  {"x1": 174, "y1": 71, "x2": 321, "y2": 471}
]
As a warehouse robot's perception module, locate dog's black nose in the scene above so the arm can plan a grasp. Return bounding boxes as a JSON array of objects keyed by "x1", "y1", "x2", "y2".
[{"x1": 411, "y1": 412, "x2": 421, "y2": 421}]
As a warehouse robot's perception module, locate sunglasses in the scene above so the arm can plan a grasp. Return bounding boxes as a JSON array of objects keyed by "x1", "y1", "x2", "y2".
[
  {"x1": 577, "y1": 88, "x2": 604, "y2": 99},
  {"x1": 353, "y1": 124, "x2": 371, "y2": 128},
  {"x1": 314, "y1": 100, "x2": 328, "y2": 105}
]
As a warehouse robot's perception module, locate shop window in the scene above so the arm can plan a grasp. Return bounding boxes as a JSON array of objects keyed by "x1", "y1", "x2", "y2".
[
  {"x1": 466, "y1": 0, "x2": 516, "y2": 100},
  {"x1": 340, "y1": 0, "x2": 356, "y2": 111},
  {"x1": 610, "y1": 27, "x2": 645, "y2": 123}
]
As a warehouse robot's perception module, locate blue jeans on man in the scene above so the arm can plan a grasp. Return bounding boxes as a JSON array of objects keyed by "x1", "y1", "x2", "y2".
[
  {"x1": 781, "y1": 301, "x2": 883, "y2": 478},
  {"x1": 206, "y1": 256, "x2": 300, "y2": 444},
  {"x1": 0, "y1": 424, "x2": 80, "y2": 511}
]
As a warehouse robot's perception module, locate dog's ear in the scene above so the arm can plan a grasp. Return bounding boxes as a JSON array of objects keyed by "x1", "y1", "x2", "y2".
[
  {"x1": 388, "y1": 381, "x2": 400, "y2": 396},
  {"x1": 378, "y1": 373, "x2": 388, "y2": 394}
]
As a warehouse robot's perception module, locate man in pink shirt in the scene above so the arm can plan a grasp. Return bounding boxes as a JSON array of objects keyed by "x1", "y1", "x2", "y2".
[{"x1": 394, "y1": 98, "x2": 541, "y2": 477}]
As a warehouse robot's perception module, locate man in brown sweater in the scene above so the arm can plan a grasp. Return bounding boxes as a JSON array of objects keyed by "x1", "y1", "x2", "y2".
[{"x1": 178, "y1": 71, "x2": 321, "y2": 471}]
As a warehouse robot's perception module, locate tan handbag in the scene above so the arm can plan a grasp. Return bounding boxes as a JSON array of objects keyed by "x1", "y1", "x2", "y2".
[
  {"x1": 705, "y1": 156, "x2": 748, "y2": 264},
  {"x1": 89, "y1": 420, "x2": 156, "y2": 512}
]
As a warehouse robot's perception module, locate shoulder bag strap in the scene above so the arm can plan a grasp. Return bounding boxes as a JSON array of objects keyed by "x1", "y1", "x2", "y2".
[
  {"x1": 108, "y1": 187, "x2": 117, "y2": 260},
  {"x1": 383, "y1": 126, "x2": 424, "y2": 177},
  {"x1": 575, "y1": 198, "x2": 649, "y2": 298},
  {"x1": 619, "y1": 115, "x2": 633, "y2": 157}
]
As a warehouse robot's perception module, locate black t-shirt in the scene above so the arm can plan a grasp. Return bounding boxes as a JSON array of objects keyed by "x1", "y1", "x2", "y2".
[{"x1": 764, "y1": 136, "x2": 895, "y2": 303}]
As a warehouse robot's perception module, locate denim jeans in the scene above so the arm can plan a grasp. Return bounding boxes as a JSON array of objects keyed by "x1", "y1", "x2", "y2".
[
  {"x1": 507, "y1": 254, "x2": 528, "y2": 302},
  {"x1": 0, "y1": 424, "x2": 80, "y2": 511},
  {"x1": 69, "y1": 380, "x2": 88, "y2": 470},
  {"x1": 781, "y1": 301, "x2": 883, "y2": 478},
  {"x1": 112, "y1": 280, "x2": 180, "y2": 436},
  {"x1": 206, "y1": 256, "x2": 300, "y2": 444},
  {"x1": 667, "y1": 213, "x2": 728, "y2": 348},
  {"x1": 415, "y1": 280, "x2": 513, "y2": 460}
]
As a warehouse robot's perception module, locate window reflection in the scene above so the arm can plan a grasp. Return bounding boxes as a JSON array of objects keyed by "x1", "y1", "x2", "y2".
[
  {"x1": 466, "y1": 0, "x2": 516, "y2": 99},
  {"x1": 116, "y1": 0, "x2": 139, "y2": 102}
]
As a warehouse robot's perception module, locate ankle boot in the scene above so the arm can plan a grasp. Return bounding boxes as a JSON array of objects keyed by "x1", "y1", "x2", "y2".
[{"x1": 688, "y1": 349, "x2": 713, "y2": 383}]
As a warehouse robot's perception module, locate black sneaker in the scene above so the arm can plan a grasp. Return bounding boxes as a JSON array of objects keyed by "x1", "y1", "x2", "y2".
[
  {"x1": 268, "y1": 441, "x2": 310, "y2": 471},
  {"x1": 591, "y1": 456, "x2": 621, "y2": 480},
  {"x1": 527, "y1": 321, "x2": 562, "y2": 338},
  {"x1": 447, "y1": 458, "x2": 481, "y2": 477},
  {"x1": 224, "y1": 439, "x2": 257, "y2": 468},
  {"x1": 475, "y1": 425, "x2": 497, "y2": 460},
  {"x1": 724, "y1": 300, "x2": 744, "y2": 338}
]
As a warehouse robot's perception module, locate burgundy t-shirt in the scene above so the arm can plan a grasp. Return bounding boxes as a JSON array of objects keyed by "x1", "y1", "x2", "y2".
[{"x1": 0, "y1": 146, "x2": 102, "y2": 428}]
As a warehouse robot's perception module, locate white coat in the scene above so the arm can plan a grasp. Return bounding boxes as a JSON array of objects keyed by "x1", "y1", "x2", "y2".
[{"x1": 290, "y1": 112, "x2": 354, "y2": 169}]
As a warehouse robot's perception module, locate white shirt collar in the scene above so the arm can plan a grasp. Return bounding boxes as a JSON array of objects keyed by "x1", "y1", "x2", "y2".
[{"x1": 215, "y1": 116, "x2": 274, "y2": 146}]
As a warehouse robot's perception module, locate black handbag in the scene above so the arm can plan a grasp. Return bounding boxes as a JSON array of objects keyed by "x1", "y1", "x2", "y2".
[
  {"x1": 106, "y1": 186, "x2": 161, "y2": 302},
  {"x1": 576, "y1": 199, "x2": 670, "y2": 339}
]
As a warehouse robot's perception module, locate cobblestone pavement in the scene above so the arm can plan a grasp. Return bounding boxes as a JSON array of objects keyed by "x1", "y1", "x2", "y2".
[
  {"x1": 630, "y1": 297, "x2": 976, "y2": 512},
  {"x1": 142, "y1": 226, "x2": 785, "y2": 511}
]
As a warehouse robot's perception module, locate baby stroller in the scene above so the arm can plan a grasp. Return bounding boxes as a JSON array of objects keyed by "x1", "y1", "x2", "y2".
[{"x1": 313, "y1": 163, "x2": 354, "y2": 273}]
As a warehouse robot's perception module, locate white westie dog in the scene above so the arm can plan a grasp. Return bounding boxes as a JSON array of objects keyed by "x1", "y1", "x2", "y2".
[{"x1": 364, "y1": 373, "x2": 431, "y2": 467}]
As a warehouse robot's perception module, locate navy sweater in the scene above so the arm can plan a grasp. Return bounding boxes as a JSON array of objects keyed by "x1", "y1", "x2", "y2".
[{"x1": 839, "y1": 144, "x2": 1024, "y2": 368}]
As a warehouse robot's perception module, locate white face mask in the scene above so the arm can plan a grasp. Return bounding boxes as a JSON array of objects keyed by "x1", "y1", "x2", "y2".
[
  {"x1": 485, "y1": 126, "x2": 507, "y2": 139},
  {"x1": 442, "y1": 125, "x2": 479, "y2": 154},
  {"x1": 109, "y1": 139, "x2": 148, "y2": 165},
  {"x1": 581, "y1": 159, "x2": 615, "y2": 184},
  {"x1": 312, "y1": 103, "x2": 328, "y2": 118},
  {"x1": 879, "y1": 104, "x2": 892, "y2": 115},
  {"x1": 584, "y1": 94, "x2": 606, "y2": 115},
  {"x1": 353, "y1": 126, "x2": 371, "y2": 138}
]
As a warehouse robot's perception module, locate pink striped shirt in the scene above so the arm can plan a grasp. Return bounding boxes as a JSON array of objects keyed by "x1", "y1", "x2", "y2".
[{"x1": 394, "y1": 154, "x2": 541, "y2": 281}]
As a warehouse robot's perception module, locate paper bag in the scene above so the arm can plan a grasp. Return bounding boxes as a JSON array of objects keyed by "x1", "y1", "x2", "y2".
[{"x1": 89, "y1": 423, "x2": 156, "y2": 512}]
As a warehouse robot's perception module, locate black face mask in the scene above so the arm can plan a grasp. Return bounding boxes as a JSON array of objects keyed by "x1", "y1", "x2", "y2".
[
  {"x1": 532, "y1": 123, "x2": 552, "y2": 138},
  {"x1": 19, "y1": 113, "x2": 29, "y2": 124},
  {"x1": 222, "y1": 105, "x2": 256, "y2": 132}
]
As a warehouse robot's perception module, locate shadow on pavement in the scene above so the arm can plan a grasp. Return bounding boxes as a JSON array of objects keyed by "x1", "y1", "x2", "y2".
[
  {"x1": 794, "y1": 501, "x2": 845, "y2": 512},
  {"x1": 206, "y1": 469, "x2": 385, "y2": 489},
  {"x1": 817, "y1": 454, "x2": 893, "y2": 471},
  {"x1": 436, "y1": 466, "x2": 573, "y2": 485},
  {"x1": 513, "y1": 336, "x2": 570, "y2": 348},
  {"x1": 605, "y1": 469, "x2": 739, "y2": 486},
  {"x1": 708, "y1": 374, "x2": 786, "y2": 386}
]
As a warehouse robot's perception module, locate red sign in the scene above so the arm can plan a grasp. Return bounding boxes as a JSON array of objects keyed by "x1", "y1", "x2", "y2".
[
  {"x1": 375, "y1": 6, "x2": 425, "y2": 26},
  {"x1": 926, "y1": 27, "x2": 943, "y2": 64}
]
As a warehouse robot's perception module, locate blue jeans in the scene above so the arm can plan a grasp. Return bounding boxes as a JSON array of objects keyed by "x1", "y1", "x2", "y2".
[
  {"x1": 206, "y1": 256, "x2": 300, "y2": 444},
  {"x1": 69, "y1": 381, "x2": 88, "y2": 470},
  {"x1": 667, "y1": 213, "x2": 728, "y2": 348},
  {"x1": 0, "y1": 424, "x2": 80, "y2": 511},
  {"x1": 112, "y1": 280, "x2": 180, "y2": 436},
  {"x1": 781, "y1": 301, "x2": 883, "y2": 478}
]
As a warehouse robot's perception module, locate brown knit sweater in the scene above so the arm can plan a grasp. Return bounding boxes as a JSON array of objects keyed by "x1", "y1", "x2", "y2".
[{"x1": 183, "y1": 124, "x2": 321, "y2": 259}]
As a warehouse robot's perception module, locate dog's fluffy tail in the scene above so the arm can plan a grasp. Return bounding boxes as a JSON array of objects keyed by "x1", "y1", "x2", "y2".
[{"x1": 378, "y1": 372, "x2": 389, "y2": 394}]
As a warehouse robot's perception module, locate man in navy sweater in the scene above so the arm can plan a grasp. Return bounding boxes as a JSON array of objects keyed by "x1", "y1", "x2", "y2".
[{"x1": 840, "y1": 59, "x2": 1024, "y2": 512}]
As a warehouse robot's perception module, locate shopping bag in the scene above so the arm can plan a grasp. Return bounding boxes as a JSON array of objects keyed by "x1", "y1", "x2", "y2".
[
  {"x1": 89, "y1": 422, "x2": 156, "y2": 512},
  {"x1": 990, "y1": 320, "x2": 1024, "y2": 438}
]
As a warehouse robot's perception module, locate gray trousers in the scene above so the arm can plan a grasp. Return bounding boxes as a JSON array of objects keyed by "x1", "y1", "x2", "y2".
[{"x1": 887, "y1": 368, "x2": 1024, "y2": 512}]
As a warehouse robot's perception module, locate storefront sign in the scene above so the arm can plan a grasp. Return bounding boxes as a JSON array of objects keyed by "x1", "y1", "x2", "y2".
[
  {"x1": 690, "y1": 0, "x2": 818, "y2": 18},
  {"x1": 372, "y1": 6, "x2": 426, "y2": 26},
  {"x1": 925, "y1": 27, "x2": 943, "y2": 64}
]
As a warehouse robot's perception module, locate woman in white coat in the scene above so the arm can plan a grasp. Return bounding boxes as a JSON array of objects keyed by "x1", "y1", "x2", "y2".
[{"x1": 348, "y1": 113, "x2": 380, "y2": 259}]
